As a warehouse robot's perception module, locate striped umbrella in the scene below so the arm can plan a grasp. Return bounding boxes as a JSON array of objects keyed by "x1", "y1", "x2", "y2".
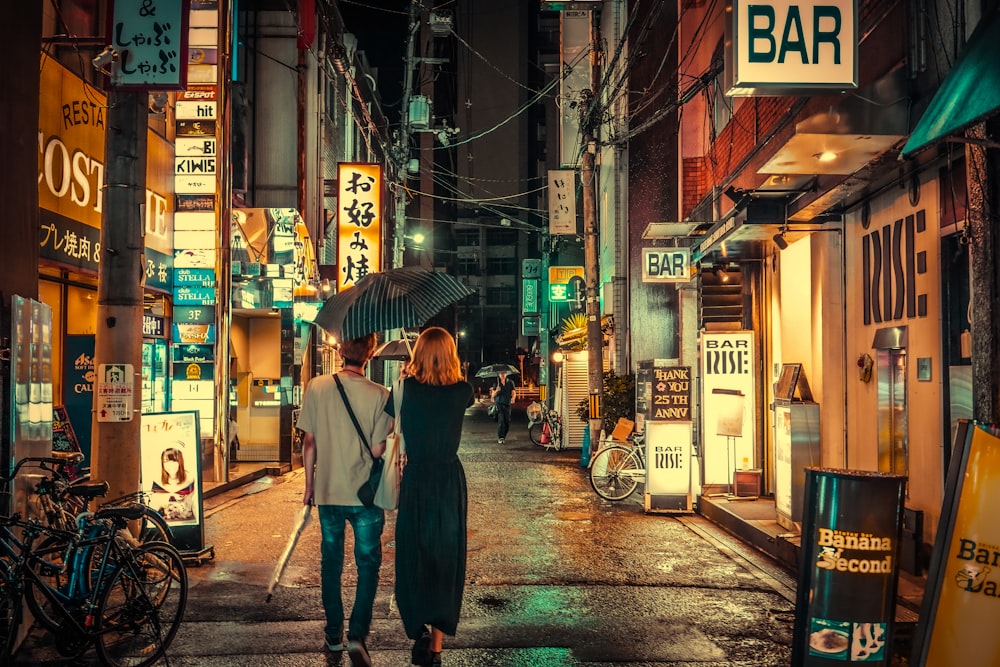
[{"x1": 313, "y1": 267, "x2": 475, "y2": 340}]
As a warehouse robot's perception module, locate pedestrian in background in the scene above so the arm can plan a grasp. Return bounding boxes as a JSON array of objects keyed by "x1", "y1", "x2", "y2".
[
  {"x1": 387, "y1": 327, "x2": 474, "y2": 666},
  {"x1": 298, "y1": 333, "x2": 392, "y2": 667},
  {"x1": 490, "y1": 369, "x2": 517, "y2": 444}
]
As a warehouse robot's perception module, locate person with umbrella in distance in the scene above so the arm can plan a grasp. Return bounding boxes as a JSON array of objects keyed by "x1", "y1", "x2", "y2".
[
  {"x1": 489, "y1": 368, "x2": 517, "y2": 444},
  {"x1": 386, "y1": 327, "x2": 474, "y2": 666},
  {"x1": 297, "y1": 333, "x2": 392, "y2": 667}
]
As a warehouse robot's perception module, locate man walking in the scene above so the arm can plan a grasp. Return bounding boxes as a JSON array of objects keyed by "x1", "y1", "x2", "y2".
[
  {"x1": 490, "y1": 369, "x2": 517, "y2": 444},
  {"x1": 298, "y1": 333, "x2": 392, "y2": 667}
]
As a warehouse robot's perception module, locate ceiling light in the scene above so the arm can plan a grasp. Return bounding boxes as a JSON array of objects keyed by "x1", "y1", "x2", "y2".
[
  {"x1": 773, "y1": 232, "x2": 789, "y2": 250},
  {"x1": 713, "y1": 267, "x2": 729, "y2": 283},
  {"x1": 816, "y1": 151, "x2": 838, "y2": 163}
]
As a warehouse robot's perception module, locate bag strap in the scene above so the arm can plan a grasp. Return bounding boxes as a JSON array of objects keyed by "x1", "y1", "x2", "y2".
[
  {"x1": 334, "y1": 374, "x2": 373, "y2": 458},
  {"x1": 393, "y1": 378, "x2": 405, "y2": 453}
]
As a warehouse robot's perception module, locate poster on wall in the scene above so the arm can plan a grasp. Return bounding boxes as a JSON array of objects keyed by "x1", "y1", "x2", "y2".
[
  {"x1": 140, "y1": 411, "x2": 205, "y2": 552},
  {"x1": 700, "y1": 331, "x2": 756, "y2": 490}
]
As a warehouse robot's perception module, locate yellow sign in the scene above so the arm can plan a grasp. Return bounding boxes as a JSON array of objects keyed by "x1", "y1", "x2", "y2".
[
  {"x1": 921, "y1": 425, "x2": 1000, "y2": 665},
  {"x1": 337, "y1": 163, "x2": 382, "y2": 291}
]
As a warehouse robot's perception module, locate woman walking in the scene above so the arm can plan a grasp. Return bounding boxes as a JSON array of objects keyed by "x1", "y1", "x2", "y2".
[{"x1": 387, "y1": 327, "x2": 474, "y2": 666}]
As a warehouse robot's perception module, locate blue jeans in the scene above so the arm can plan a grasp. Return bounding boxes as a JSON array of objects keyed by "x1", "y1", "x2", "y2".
[{"x1": 317, "y1": 504, "x2": 385, "y2": 642}]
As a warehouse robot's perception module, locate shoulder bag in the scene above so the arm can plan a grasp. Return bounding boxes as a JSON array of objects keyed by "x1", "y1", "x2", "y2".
[
  {"x1": 374, "y1": 378, "x2": 405, "y2": 510},
  {"x1": 334, "y1": 374, "x2": 383, "y2": 509}
]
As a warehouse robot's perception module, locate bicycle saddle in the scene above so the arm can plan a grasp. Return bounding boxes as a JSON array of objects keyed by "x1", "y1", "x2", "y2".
[
  {"x1": 66, "y1": 481, "x2": 110, "y2": 500},
  {"x1": 94, "y1": 505, "x2": 147, "y2": 523}
]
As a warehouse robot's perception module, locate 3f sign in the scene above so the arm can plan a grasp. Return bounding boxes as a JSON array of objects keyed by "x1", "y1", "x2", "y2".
[{"x1": 734, "y1": 0, "x2": 857, "y2": 89}]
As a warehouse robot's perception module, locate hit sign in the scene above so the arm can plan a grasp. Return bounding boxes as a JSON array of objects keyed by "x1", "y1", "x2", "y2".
[{"x1": 731, "y1": 0, "x2": 857, "y2": 92}]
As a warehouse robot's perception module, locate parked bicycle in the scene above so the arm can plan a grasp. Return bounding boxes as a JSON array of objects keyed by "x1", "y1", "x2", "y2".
[
  {"x1": 1, "y1": 456, "x2": 187, "y2": 666},
  {"x1": 588, "y1": 431, "x2": 646, "y2": 501},
  {"x1": 29, "y1": 451, "x2": 173, "y2": 546},
  {"x1": 526, "y1": 402, "x2": 564, "y2": 450}
]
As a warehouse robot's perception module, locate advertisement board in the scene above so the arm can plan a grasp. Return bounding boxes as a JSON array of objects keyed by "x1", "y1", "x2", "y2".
[
  {"x1": 700, "y1": 331, "x2": 756, "y2": 490},
  {"x1": 912, "y1": 421, "x2": 1000, "y2": 665},
  {"x1": 140, "y1": 411, "x2": 205, "y2": 552},
  {"x1": 792, "y1": 468, "x2": 906, "y2": 665}
]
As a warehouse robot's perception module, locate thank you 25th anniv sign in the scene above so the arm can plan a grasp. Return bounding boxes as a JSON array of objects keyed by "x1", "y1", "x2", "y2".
[
  {"x1": 730, "y1": 0, "x2": 857, "y2": 92},
  {"x1": 645, "y1": 365, "x2": 693, "y2": 506}
]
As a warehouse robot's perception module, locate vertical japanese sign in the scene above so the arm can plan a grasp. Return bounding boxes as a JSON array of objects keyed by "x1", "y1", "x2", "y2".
[
  {"x1": 913, "y1": 423, "x2": 1000, "y2": 666},
  {"x1": 96, "y1": 363, "x2": 135, "y2": 422},
  {"x1": 700, "y1": 331, "x2": 756, "y2": 489},
  {"x1": 110, "y1": 0, "x2": 190, "y2": 89},
  {"x1": 337, "y1": 163, "x2": 382, "y2": 291},
  {"x1": 548, "y1": 169, "x2": 577, "y2": 235}
]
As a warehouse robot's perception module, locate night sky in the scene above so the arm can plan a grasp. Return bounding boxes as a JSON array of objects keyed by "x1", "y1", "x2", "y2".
[{"x1": 336, "y1": 0, "x2": 410, "y2": 126}]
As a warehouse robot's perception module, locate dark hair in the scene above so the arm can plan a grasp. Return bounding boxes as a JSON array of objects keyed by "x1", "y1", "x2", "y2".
[{"x1": 339, "y1": 333, "x2": 378, "y2": 366}]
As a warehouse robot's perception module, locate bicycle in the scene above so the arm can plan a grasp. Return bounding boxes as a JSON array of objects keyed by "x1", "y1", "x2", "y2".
[
  {"x1": 28, "y1": 452, "x2": 173, "y2": 546},
  {"x1": 588, "y1": 432, "x2": 646, "y2": 501},
  {"x1": 1, "y1": 457, "x2": 187, "y2": 665},
  {"x1": 526, "y1": 402, "x2": 564, "y2": 450}
]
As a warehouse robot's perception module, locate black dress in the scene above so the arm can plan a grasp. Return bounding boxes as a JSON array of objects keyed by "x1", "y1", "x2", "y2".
[{"x1": 386, "y1": 377, "x2": 474, "y2": 639}]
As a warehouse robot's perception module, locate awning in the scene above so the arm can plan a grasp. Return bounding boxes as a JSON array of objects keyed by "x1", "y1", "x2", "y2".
[{"x1": 901, "y1": 8, "x2": 1000, "y2": 158}]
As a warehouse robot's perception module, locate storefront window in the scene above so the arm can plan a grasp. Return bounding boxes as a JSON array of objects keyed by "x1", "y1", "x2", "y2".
[{"x1": 66, "y1": 285, "x2": 97, "y2": 335}]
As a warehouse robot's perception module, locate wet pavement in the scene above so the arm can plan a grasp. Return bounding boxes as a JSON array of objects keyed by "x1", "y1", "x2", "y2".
[{"x1": 14, "y1": 403, "x2": 891, "y2": 665}]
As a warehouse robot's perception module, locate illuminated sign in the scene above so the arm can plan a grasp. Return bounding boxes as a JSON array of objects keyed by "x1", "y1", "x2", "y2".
[
  {"x1": 642, "y1": 248, "x2": 691, "y2": 283},
  {"x1": 110, "y1": 0, "x2": 189, "y2": 90},
  {"x1": 548, "y1": 170, "x2": 577, "y2": 235},
  {"x1": 730, "y1": 0, "x2": 857, "y2": 94},
  {"x1": 337, "y1": 163, "x2": 382, "y2": 291},
  {"x1": 548, "y1": 266, "x2": 585, "y2": 302}
]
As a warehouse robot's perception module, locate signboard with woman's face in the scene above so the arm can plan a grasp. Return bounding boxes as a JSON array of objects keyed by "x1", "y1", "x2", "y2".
[{"x1": 140, "y1": 412, "x2": 204, "y2": 551}]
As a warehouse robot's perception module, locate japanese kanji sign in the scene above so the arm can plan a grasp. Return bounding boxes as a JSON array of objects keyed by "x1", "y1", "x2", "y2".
[
  {"x1": 337, "y1": 163, "x2": 382, "y2": 291},
  {"x1": 548, "y1": 170, "x2": 577, "y2": 235},
  {"x1": 549, "y1": 266, "x2": 585, "y2": 303},
  {"x1": 96, "y1": 363, "x2": 135, "y2": 422}
]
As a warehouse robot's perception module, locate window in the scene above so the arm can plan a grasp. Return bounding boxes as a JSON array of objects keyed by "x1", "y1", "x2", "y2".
[
  {"x1": 453, "y1": 228, "x2": 480, "y2": 246},
  {"x1": 486, "y1": 286, "x2": 516, "y2": 306},
  {"x1": 486, "y1": 256, "x2": 516, "y2": 275},
  {"x1": 456, "y1": 256, "x2": 479, "y2": 275}
]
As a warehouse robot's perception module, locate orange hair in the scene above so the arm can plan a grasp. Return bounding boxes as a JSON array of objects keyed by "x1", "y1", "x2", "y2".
[{"x1": 407, "y1": 327, "x2": 462, "y2": 386}]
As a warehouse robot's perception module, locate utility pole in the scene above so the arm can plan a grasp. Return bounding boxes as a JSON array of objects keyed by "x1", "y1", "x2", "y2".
[
  {"x1": 394, "y1": 1, "x2": 420, "y2": 268},
  {"x1": 581, "y1": 10, "x2": 603, "y2": 453},
  {"x1": 90, "y1": 88, "x2": 147, "y2": 503}
]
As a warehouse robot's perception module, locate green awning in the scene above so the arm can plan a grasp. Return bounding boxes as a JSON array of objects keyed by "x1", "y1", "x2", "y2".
[{"x1": 901, "y1": 8, "x2": 1000, "y2": 157}]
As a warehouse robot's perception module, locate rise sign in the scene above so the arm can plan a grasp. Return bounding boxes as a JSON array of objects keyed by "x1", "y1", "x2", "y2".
[{"x1": 729, "y1": 0, "x2": 857, "y2": 95}]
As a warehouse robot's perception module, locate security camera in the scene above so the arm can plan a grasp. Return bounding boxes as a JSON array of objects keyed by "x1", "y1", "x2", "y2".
[{"x1": 91, "y1": 46, "x2": 119, "y2": 71}]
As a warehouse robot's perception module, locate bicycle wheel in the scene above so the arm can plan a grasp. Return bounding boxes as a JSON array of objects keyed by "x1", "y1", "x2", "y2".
[
  {"x1": 589, "y1": 445, "x2": 641, "y2": 501},
  {"x1": 137, "y1": 507, "x2": 172, "y2": 546},
  {"x1": 528, "y1": 421, "x2": 545, "y2": 446},
  {"x1": 0, "y1": 558, "x2": 17, "y2": 658},
  {"x1": 25, "y1": 534, "x2": 74, "y2": 633},
  {"x1": 95, "y1": 543, "x2": 187, "y2": 667}
]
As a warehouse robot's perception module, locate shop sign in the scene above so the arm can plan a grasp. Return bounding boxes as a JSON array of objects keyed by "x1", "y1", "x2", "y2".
[
  {"x1": 549, "y1": 266, "x2": 585, "y2": 302},
  {"x1": 522, "y1": 258, "x2": 542, "y2": 279},
  {"x1": 174, "y1": 248, "x2": 214, "y2": 268},
  {"x1": 176, "y1": 119, "x2": 216, "y2": 136},
  {"x1": 96, "y1": 363, "x2": 134, "y2": 422},
  {"x1": 174, "y1": 268, "x2": 216, "y2": 287},
  {"x1": 174, "y1": 230, "x2": 215, "y2": 249},
  {"x1": 548, "y1": 170, "x2": 577, "y2": 235},
  {"x1": 337, "y1": 163, "x2": 382, "y2": 290},
  {"x1": 645, "y1": 421, "x2": 692, "y2": 497},
  {"x1": 144, "y1": 247, "x2": 172, "y2": 291},
  {"x1": 175, "y1": 211, "x2": 216, "y2": 230},
  {"x1": 522, "y1": 279, "x2": 539, "y2": 315},
  {"x1": 172, "y1": 323, "x2": 216, "y2": 344},
  {"x1": 650, "y1": 366, "x2": 691, "y2": 421},
  {"x1": 792, "y1": 468, "x2": 905, "y2": 665},
  {"x1": 913, "y1": 423, "x2": 1000, "y2": 665},
  {"x1": 731, "y1": 0, "x2": 857, "y2": 93},
  {"x1": 521, "y1": 316, "x2": 540, "y2": 336},
  {"x1": 110, "y1": 0, "x2": 189, "y2": 89},
  {"x1": 176, "y1": 194, "x2": 216, "y2": 211},
  {"x1": 175, "y1": 100, "x2": 217, "y2": 120},
  {"x1": 176, "y1": 137, "x2": 217, "y2": 157},
  {"x1": 143, "y1": 314, "x2": 165, "y2": 337},
  {"x1": 700, "y1": 331, "x2": 756, "y2": 488},
  {"x1": 39, "y1": 214, "x2": 101, "y2": 274},
  {"x1": 177, "y1": 84, "x2": 216, "y2": 101},
  {"x1": 173, "y1": 286, "x2": 217, "y2": 305},
  {"x1": 172, "y1": 344, "x2": 213, "y2": 363},
  {"x1": 174, "y1": 174, "x2": 216, "y2": 194},
  {"x1": 173, "y1": 305, "x2": 215, "y2": 324},
  {"x1": 172, "y1": 362, "x2": 213, "y2": 380},
  {"x1": 642, "y1": 248, "x2": 691, "y2": 283}
]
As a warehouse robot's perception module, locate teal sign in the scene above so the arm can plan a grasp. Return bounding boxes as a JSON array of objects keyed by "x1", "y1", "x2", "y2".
[
  {"x1": 522, "y1": 279, "x2": 539, "y2": 315},
  {"x1": 174, "y1": 268, "x2": 217, "y2": 288},
  {"x1": 173, "y1": 286, "x2": 217, "y2": 305}
]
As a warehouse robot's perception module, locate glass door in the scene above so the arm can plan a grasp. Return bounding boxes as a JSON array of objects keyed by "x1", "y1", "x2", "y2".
[{"x1": 876, "y1": 348, "x2": 908, "y2": 476}]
